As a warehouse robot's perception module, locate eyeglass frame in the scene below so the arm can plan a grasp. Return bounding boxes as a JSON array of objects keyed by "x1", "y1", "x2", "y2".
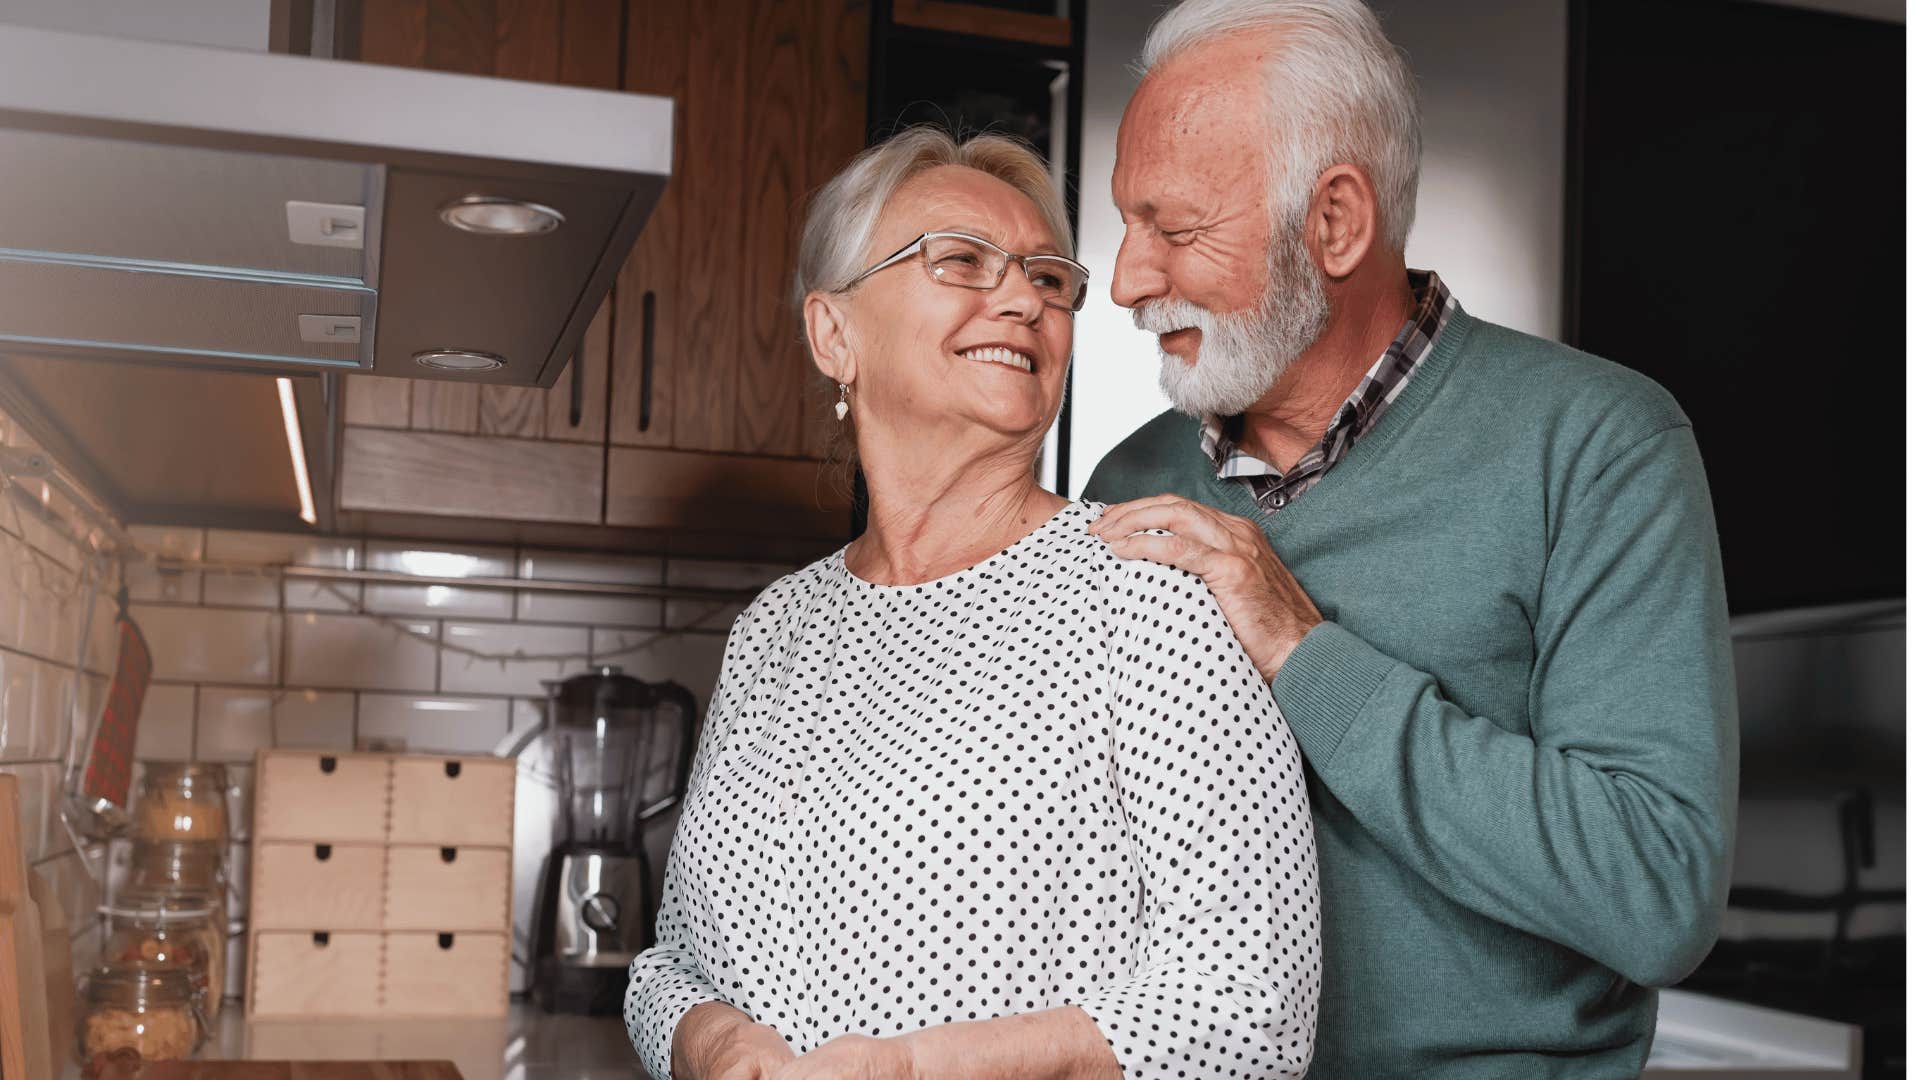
[{"x1": 841, "y1": 231, "x2": 1092, "y2": 312}]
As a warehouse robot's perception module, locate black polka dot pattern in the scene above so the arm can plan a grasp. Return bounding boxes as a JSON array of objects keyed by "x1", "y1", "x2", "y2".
[{"x1": 626, "y1": 501, "x2": 1320, "y2": 1078}]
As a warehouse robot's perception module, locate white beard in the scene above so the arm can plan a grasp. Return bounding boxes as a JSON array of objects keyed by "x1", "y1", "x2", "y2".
[{"x1": 1134, "y1": 231, "x2": 1331, "y2": 418}]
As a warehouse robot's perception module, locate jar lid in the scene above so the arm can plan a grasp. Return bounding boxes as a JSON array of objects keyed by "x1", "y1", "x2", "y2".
[
  {"x1": 128, "y1": 839, "x2": 226, "y2": 869},
  {"x1": 100, "y1": 886, "x2": 215, "y2": 921},
  {"x1": 140, "y1": 761, "x2": 230, "y2": 785},
  {"x1": 86, "y1": 963, "x2": 199, "y2": 1007}
]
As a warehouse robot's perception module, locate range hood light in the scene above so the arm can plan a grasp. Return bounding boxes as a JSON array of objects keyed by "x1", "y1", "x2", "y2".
[
  {"x1": 414, "y1": 348, "x2": 507, "y2": 372},
  {"x1": 275, "y1": 377, "x2": 318, "y2": 525},
  {"x1": 438, "y1": 196, "x2": 565, "y2": 236}
]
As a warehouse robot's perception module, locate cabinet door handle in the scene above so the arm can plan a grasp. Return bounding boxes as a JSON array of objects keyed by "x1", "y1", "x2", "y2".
[
  {"x1": 639, "y1": 290, "x2": 656, "y2": 433},
  {"x1": 568, "y1": 345, "x2": 585, "y2": 429}
]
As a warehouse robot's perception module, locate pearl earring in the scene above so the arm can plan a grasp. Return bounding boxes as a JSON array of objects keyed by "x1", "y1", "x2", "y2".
[{"x1": 834, "y1": 383, "x2": 849, "y2": 421}]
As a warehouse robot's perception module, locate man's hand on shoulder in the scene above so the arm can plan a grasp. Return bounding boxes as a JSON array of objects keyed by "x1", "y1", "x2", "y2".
[{"x1": 1090, "y1": 495, "x2": 1322, "y2": 682}]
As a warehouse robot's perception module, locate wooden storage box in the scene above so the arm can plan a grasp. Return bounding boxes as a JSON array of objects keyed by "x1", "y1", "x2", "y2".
[
  {"x1": 383, "y1": 846, "x2": 510, "y2": 932},
  {"x1": 254, "y1": 753, "x2": 391, "y2": 843},
  {"x1": 389, "y1": 756, "x2": 515, "y2": 846},
  {"x1": 249, "y1": 931, "x2": 383, "y2": 1019},
  {"x1": 251, "y1": 841, "x2": 385, "y2": 931},
  {"x1": 382, "y1": 932, "x2": 511, "y2": 1018},
  {"x1": 247, "y1": 750, "x2": 515, "y2": 1020}
]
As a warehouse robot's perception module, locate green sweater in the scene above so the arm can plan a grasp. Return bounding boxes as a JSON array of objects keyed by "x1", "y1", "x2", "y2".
[{"x1": 1084, "y1": 310, "x2": 1738, "y2": 1078}]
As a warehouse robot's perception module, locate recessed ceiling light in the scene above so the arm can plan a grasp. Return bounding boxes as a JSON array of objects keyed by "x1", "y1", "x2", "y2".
[
  {"x1": 414, "y1": 348, "x2": 506, "y2": 372},
  {"x1": 438, "y1": 195, "x2": 565, "y2": 236}
]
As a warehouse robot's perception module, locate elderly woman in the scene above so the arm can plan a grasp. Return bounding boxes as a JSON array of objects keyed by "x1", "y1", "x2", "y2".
[{"x1": 625, "y1": 128, "x2": 1320, "y2": 1080}]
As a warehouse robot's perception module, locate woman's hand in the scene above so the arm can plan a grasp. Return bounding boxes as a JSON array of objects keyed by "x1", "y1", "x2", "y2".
[
  {"x1": 673, "y1": 1002, "x2": 797, "y2": 1080},
  {"x1": 771, "y1": 1034, "x2": 917, "y2": 1080}
]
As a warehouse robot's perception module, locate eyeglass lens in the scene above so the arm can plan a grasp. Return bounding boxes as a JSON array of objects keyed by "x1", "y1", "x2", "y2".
[{"x1": 923, "y1": 234, "x2": 1088, "y2": 311}]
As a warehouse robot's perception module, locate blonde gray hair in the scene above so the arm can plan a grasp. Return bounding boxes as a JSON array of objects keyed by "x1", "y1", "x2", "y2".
[
  {"x1": 1141, "y1": 0, "x2": 1421, "y2": 251},
  {"x1": 792, "y1": 126, "x2": 1074, "y2": 314}
]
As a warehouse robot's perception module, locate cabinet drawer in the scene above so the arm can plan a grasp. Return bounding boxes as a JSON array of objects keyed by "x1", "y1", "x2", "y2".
[
  {"x1": 254, "y1": 752, "x2": 390, "y2": 843},
  {"x1": 339, "y1": 428, "x2": 604, "y2": 525},
  {"x1": 381, "y1": 932, "x2": 509, "y2": 1018},
  {"x1": 251, "y1": 842, "x2": 384, "y2": 931},
  {"x1": 388, "y1": 756, "x2": 514, "y2": 846},
  {"x1": 383, "y1": 846, "x2": 510, "y2": 931},
  {"x1": 248, "y1": 931, "x2": 382, "y2": 1019}
]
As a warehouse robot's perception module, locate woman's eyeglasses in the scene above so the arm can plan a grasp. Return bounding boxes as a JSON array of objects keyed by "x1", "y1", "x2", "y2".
[{"x1": 844, "y1": 231, "x2": 1091, "y2": 312}]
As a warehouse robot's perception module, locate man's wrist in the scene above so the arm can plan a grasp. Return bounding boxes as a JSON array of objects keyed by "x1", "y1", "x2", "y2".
[{"x1": 1260, "y1": 617, "x2": 1323, "y2": 682}]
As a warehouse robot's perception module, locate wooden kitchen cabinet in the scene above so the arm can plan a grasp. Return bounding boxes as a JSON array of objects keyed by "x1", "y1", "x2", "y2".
[
  {"x1": 340, "y1": 0, "x2": 862, "y2": 544},
  {"x1": 606, "y1": 0, "x2": 866, "y2": 462},
  {"x1": 338, "y1": 0, "x2": 619, "y2": 525}
]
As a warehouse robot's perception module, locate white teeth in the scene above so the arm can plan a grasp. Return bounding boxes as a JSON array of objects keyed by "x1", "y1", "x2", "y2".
[{"x1": 960, "y1": 346, "x2": 1033, "y2": 373}]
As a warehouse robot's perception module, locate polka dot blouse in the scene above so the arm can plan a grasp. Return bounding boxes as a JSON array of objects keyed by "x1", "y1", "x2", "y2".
[{"x1": 626, "y1": 501, "x2": 1320, "y2": 1078}]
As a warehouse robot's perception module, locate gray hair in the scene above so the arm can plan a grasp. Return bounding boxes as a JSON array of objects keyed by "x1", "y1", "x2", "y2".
[
  {"x1": 792, "y1": 126, "x2": 1074, "y2": 313},
  {"x1": 1141, "y1": 0, "x2": 1421, "y2": 252}
]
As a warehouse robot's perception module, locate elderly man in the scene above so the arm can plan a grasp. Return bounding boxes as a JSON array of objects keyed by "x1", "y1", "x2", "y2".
[{"x1": 1084, "y1": 1, "x2": 1738, "y2": 1076}]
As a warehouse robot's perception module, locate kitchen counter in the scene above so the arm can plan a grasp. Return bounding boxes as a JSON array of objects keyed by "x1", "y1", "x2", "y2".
[
  {"x1": 62, "y1": 1005, "x2": 642, "y2": 1080},
  {"x1": 58, "y1": 991, "x2": 1857, "y2": 1080}
]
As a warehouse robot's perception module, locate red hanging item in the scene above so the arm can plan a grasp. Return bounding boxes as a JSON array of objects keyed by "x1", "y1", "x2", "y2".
[{"x1": 80, "y1": 595, "x2": 150, "y2": 814}]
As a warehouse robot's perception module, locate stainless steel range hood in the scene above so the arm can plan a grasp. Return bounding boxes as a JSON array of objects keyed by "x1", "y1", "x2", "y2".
[{"x1": 0, "y1": 22, "x2": 671, "y2": 387}]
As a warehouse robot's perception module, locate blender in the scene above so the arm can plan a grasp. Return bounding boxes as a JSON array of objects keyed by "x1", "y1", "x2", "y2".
[{"x1": 528, "y1": 666, "x2": 698, "y2": 1014}]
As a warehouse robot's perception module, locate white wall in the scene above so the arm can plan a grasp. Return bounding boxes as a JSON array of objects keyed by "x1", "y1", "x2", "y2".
[
  {"x1": 0, "y1": 0, "x2": 271, "y2": 51},
  {"x1": 1064, "y1": 0, "x2": 1570, "y2": 495}
]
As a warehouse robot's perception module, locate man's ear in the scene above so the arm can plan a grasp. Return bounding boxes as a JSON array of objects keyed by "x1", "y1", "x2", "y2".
[
  {"x1": 803, "y1": 291, "x2": 858, "y2": 385},
  {"x1": 1306, "y1": 163, "x2": 1380, "y2": 280}
]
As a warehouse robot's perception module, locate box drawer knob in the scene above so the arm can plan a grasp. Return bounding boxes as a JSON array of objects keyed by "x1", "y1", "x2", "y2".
[
  {"x1": 313, "y1": 932, "x2": 330, "y2": 947},
  {"x1": 315, "y1": 843, "x2": 332, "y2": 861},
  {"x1": 438, "y1": 933, "x2": 455, "y2": 949},
  {"x1": 320, "y1": 755, "x2": 338, "y2": 774},
  {"x1": 444, "y1": 761, "x2": 461, "y2": 778},
  {"x1": 440, "y1": 846, "x2": 458, "y2": 863}
]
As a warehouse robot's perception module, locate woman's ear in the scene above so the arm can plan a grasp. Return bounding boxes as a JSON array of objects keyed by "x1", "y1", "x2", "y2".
[{"x1": 803, "y1": 292, "x2": 857, "y2": 385}]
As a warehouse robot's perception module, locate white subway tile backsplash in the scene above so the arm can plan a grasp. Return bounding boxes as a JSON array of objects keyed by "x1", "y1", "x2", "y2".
[
  {"x1": 516, "y1": 551, "x2": 665, "y2": 627},
  {"x1": 0, "y1": 652, "x2": 35, "y2": 762},
  {"x1": 519, "y1": 591, "x2": 662, "y2": 629},
  {"x1": 31, "y1": 665, "x2": 69, "y2": 763},
  {"x1": 196, "y1": 688, "x2": 274, "y2": 762},
  {"x1": 518, "y1": 590, "x2": 662, "y2": 629},
  {"x1": 134, "y1": 605, "x2": 280, "y2": 685},
  {"x1": 286, "y1": 612, "x2": 437, "y2": 692},
  {"x1": 664, "y1": 558, "x2": 792, "y2": 591},
  {"x1": 588, "y1": 630, "x2": 728, "y2": 709},
  {"x1": 272, "y1": 689, "x2": 353, "y2": 751},
  {"x1": 663, "y1": 596, "x2": 750, "y2": 633},
  {"x1": 124, "y1": 525, "x2": 205, "y2": 603},
  {"x1": 133, "y1": 684, "x2": 196, "y2": 761},
  {"x1": 15, "y1": 503, "x2": 76, "y2": 573},
  {"x1": 660, "y1": 558, "x2": 785, "y2": 633},
  {"x1": 365, "y1": 541, "x2": 515, "y2": 620},
  {"x1": 0, "y1": 550, "x2": 20, "y2": 651},
  {"x1": 357, "y1": 694, "x2": 508, "y2": 755},
  {"x1": 203, "y1": 529, "x2": 361, "y2": 611},
  {"x1": 19, "y1": 577, "x2": 79, "y2": 663},
  {"x1": 440, "y1": 622, "x2": 589, "y2": 697},
  {"x1": 41, "y1": 847, "x2": 100, "y2": 931}
]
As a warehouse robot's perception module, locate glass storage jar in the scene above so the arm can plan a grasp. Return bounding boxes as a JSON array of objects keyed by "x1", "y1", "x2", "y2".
[
  {"x1": 77, "y1": 964, "x2": 206, "y2": 1074},
  {"x1": 100, "y1": 888, "x2": 222, "y2": 1016},
  {"x1": 126, "y1": 839, "x2": 226, "y2": 894},
  {"x1": 133, "y1": 762, "x2": 229, "y2": 844}
]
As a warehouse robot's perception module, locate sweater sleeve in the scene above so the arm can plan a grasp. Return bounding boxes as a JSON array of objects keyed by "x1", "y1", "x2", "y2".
[
  {"x1": 1271, "y1": 424, "x2": 1738, "y2": 988},
  {"x1": 1069, "y1": 558, "x2": 1321, "y2": 1079},
  {"x1": 624, "y1": 619, "x2": 747, "y2": 1078}
]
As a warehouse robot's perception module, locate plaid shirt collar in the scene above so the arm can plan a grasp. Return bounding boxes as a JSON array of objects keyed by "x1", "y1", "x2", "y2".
[{"x1": 1200, "y1": 270, "x2": 1456, "y2": 512}]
